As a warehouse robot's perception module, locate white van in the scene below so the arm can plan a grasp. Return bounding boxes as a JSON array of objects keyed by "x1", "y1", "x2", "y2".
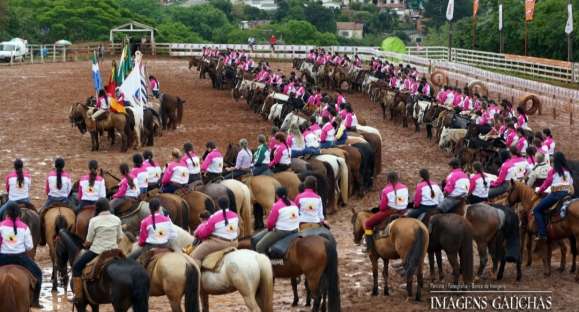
[{"x1": 0, "y1": 38, "x2": 28, "y2": 62}]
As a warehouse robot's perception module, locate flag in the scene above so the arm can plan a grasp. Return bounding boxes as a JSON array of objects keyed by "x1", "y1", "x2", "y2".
[
  {"x1": 566, "y1": 3, "x2": 574, "y2": 35},
  {"x1": 119, "y1": 55, "x2": 145, "y2": 141},
  {"x1": 116, "y1": 45, "x2": 133, "y2": 85},
  {"x1": 525, "y1": 0, "x2": 536, "y2": 22},
  {"x1": 105, "y1": 60, "x2": 117, "y2": 96},
  {"x1": 91, "y1": 52, "x2": 102, "y2": 92},
  {"x1": 499, "y1": 4, "x2": 503, "y2": 31},
  {"x1": 446, "y1": 0, "x2": 454, "y2": 21},
  {"x1": 473, "y1": 0, "x2": 479, "y2": 18}
]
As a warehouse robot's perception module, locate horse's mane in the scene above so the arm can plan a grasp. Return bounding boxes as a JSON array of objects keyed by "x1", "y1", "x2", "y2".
[{"x1": 59, "y1": 229, "x2": 84, "y2": 249}]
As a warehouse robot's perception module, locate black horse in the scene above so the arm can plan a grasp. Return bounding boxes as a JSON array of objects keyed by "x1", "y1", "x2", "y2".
[{"x1": 56, "y1": 230, "x2": 150, "y2": 312}]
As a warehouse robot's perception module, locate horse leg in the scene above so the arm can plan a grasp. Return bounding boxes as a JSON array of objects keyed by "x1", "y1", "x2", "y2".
[
  {"x1": 496, "y1": 258, "x2": 506, "y2": 281},
  {"x1": 525, "y1": 230, "x2": 533, "y2": 267},
  {"x1": 305, "y1": 271, "x2": 323, "y2": 312},
  {"x1": 541, "y1": 241, "x2": 551, "y2": 277},
  {"x1": 416, "y1": 260, "x2": 424, "y2": 301},
  {"x1": 428, "y1": 250, "x2": 435, "y2": 281},
  {"x1": 516, "y1": 259, "x2": 522, "y2": 281},
  {"x1": 436, "y1": 250, "x2": 444, "y2": 281},
  {"x1": 570, "y1": 236, "x2": 577, "y2": 273},
  {"x1": 382, "y1": 258, "x2": 389, "y2": 296},
  {"x1": 201, "y1": 292, "x2": 209, "y2": 312},
  {"x1": 370, "y1": 256, "x2": 379, "y2": 296},
  {"x1": 305, "y1": 278, "x2": 312, "y2": 307},
  {"x1": 558, "y1": 240, "x2": 568, "y2": 272},
  {"x1": 447, "y1": 252, "x2": 460, "y2": 285},
  {"x1": 51, "y1": 259, "x2": 58, "y2": 292},
  {"x1": 476, "y1": 240, "x2": 488, "y2": 278},
  {"x1": 291, "y1": 277, "x2": 299, "y2": 306},
  {"x1": 254, "y1": 204, "x2": 264, "y2": 230}
]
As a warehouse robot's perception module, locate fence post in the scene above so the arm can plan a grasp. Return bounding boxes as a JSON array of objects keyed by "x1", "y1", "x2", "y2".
[
  {"x1": 63, "y1": 46, "x2": 66, "y2": 62},
  {"x1": 40, "y1": 45, "x2": 44, "y2": 63},
  {"x1": 53, "y1": 45, "x2": 56, "y2": 62},
  {"x1": 30, "y1": 46, "x2": 34, "y2": 64}
]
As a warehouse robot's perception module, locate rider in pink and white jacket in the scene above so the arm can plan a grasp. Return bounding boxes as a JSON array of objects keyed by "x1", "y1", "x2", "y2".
[
  {"x1": 201, "y1": 142, "x2": 223, "y2": 183},
  {"x1": 161, "y1": 149, "x2": 189, "y2": 193},
  {"x1": 489, "y1": 147, "x2": 528, "y2": 197},
  {"x1": 294, "y1": 177, "x2": 325, "y2": 228},
  {"x1": 439, "y1": 159, "x2": 470, "y2": 213},
  {"x1": 270, "y1": 133, "x2": 292, "y2": 173},
  {"x1": 256, "y1": 187, "x2": 300, "y2": 254},
  {"x1": 129, "y1": 198, "x2": 177, "y2": 260}
]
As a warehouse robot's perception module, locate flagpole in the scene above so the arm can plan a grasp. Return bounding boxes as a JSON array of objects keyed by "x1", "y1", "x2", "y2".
[
  {"x1": 568, "y1": 0, "x2": 573, "y2": 62},
  {"x1": 472, "y1": 16, "x2": 477, "y2": 49},
  {"x1": 499, "y1": 0, "x2": 504, "y2": 53},
  {"x1": 448, "y1": 20, "x2": 453, "y2": 61},
  {"x1": 524, "y1": 21, "x2": 528, "y2": 56}
]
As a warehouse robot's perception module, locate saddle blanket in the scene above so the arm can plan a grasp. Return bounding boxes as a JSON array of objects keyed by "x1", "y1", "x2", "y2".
[
  {"x1": 202, "y1": 247, "x2": 236, "y2": 272},
  {"x1": 560, "y1": 199, "x2": 579, "y2": 218},
  {"x1": 252, "y1": 227, "x2": 333, "y2": 260}
]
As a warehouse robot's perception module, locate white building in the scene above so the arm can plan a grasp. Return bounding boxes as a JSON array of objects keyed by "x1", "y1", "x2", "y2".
[
  {"x1": 336, "y1": 22, "x2": 364, "y2": 39},
  {"x1": 235, "y1": 0, "x2": 278, "y2": 11}
]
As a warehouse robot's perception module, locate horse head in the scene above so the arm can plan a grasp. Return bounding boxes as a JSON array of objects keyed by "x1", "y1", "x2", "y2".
[
  {"x1": 351, "y1": 209, "x2": 366, "y2": 245},
  {"x1": 69, "y1": 103, "x2": 88, "y2": 134}
]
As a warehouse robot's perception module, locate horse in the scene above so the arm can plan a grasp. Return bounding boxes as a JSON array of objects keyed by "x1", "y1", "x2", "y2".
[
  {"x1": 507, "y1": 182, "x2": 579, "y2": 278},
  {"x1": 169, "y1": 226, "x2": 274, "y2": 312},
  {"x1": 427, "y1": 213, "x2": 474, "y2": 284},
  {"x1": 40, "y1": 206, "x2": 76, "y2": 291},
  {"x1": 55, "y1": 230, "x2": 150, "y2": 312},
  {"x1": 221, "y1": 179, "x2": 253, "y2": 237},
  {"x1": 239, "y1": 232, "x2": 341, "y2": 312},
  {"x1": 160, "y1": 93, "x2": 185, "y2": 130},
  {"x1": 69, "y1": 102, "x2": 132, "y2": 152},
  {"x1": 0, "y1": 265, "x2": 37, "y2": 312},
  {"x1": 243, "y1": 175, "x2": 281, "y2": 229},
  {"x1": 352, "y1": 211, "x2": 428, "y2": 300},
  {"x1": 142, "y1": 107, "x2": 161, "y2": 146}
]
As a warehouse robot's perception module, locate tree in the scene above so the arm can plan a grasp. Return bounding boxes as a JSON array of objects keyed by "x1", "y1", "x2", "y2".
[
  {"x1": 423, "y1": 0, "x2": 472, "y2": 28},
  {"x1": 304, "y1": 1, "x2": 336, "y2": 33},
  {"x1": 157, "y1": 21, "x2": 204, "y2": 43},
  {"x1": 367, "y1": 10, "x2": 398, "y2": 35}
]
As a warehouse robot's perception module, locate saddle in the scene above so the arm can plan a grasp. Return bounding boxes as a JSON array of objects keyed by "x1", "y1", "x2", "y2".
[
  {"x1": 82, "y1": 249, "x2": 125, "y2": 281},
  {"x1": 113, "y1": 198, "x2": 140, "y2": 219},
  {"x1": 141, "y1": 247, "x2": 172, "y2": 270},
  {"x1": 373, "y1": 211, "x2": 406, "y2": 239},
  {"x1": 39, "y1": 205, "x2": 74, "y2": 246},
  {"x1": 259, "y1": 227, "x2": 332, "y2": 260},
  {"x1": 545, "y1": 194, "x2": 575, "y2": 223},
  {"x1": 201, "y1": 247, "x2": 236, "y2": 272}
]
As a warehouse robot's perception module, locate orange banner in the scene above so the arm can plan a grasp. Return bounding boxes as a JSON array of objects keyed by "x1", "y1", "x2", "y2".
[
  {"x1": 473, "y1": 0, "x2": 479, "y2": 18},
  {"x1": 525, "y1": 0, "x2": 536, "y2": 21}
]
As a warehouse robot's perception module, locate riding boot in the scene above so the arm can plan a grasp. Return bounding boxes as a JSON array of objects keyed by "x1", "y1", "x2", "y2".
[
  {"x1": 364, "y1": 230, "x2": 374, "y2": 253},
  {"x1": 71, "y1": 277, "x2": 84, "y2": 303},
  {"x1": 31, "y1": 281, "x2": 44, "y2": 309}
]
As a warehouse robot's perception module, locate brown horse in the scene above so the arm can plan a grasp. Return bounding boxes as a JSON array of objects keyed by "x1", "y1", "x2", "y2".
[
  {"x1": 243, "y1": 176, "x2": 281, "y2": 229},
  {"x1": 221, "y1": 179, "x2": 253, "y2": 237},
  {"x1": 41, "y1": 206, "x2": 76, "y2": 291},
  {"x1": 272, "y1": 171, "x2": 302, "y2": 199},
  {"x1": 69, "y1": 101, "x2": 132, "y2": 152},
  {"x1": 0, "y1": 265, "x2": 37, "y2": 312},
  {"x1": 160, "y1": 93, "x2": 185, "y2": 130},
  {"x1": 239, "y1": 234, "x2": 340, "y2": 312},
  {"x1": 352, "y1": 211, "x2": 428, "y2": 300},
  {"x1": 507, "y1": 182, "x2": 579, "y2": 278}
]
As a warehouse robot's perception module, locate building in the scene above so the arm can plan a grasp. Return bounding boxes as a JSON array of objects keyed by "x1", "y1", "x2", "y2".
[
  {"x1": 320, "y1": 0, "x2": 341, "y2": 9},
  {"x1": 236, "y1": 0, "x2": 278, "y2": 11},
  {"x1": 375, "y1": 0, "x2": 406, "y2": 10},
  {"x1": 240, "y1": 20, "x2": 271, "y2": 30},
  {"x1": 336, "y1": 22, "x2": 364, "y2": 40}
]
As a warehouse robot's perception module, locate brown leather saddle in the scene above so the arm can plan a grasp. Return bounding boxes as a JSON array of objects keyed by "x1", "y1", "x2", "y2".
[
  {"x1": 82, "y1": 249, "x2": 125, "y2": 282},
  {"x1": 546, "y1": 194, "x2": 574, "y2": 224},
  {"x1": 141, "y1": 247, "x2": 172, "y2": 270},
  {"x1": 374, "y1": 210, "x2": 406, "y2": 239},
  {"x1": 113, "y1": 198, "x2": 140, "y2": 218}
]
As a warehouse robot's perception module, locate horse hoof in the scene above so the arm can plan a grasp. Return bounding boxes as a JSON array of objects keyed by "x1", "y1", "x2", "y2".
[
  {"x1": 371, "y1": 290, "x2": 378, "y2": 296},
  {"x1": 559, "y1": 267, "x2": 566, "y2": 273},
  {"x1": 291, "y1": 302, "x2": 298, "y2": 307}
]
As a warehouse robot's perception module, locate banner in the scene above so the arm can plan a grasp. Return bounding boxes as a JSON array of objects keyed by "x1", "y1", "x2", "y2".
[
  {"x1": 525, "y1": 0, "x2": 536, "y2": 22},
  {"x1": 119, "y1": 51, "x2": 145, "y2": 144},
  {"x1": 566, "y1": 3, "x2": 574, "y2": 35},
  {"x1": 473, "y1": 0, "x2": 479, "y2": 18},
  {"x1": 91, "y1": 52, "x2": 101, "y2": 92},
  {"x1": 499, "y1": 4, "x2": 503, "y2": 31},
  {"x1": 446, "y1": 0, "x2": 454, "y2": 21}
]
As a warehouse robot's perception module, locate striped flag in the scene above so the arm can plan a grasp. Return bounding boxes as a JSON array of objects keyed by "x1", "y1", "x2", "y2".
[
  {"x1": 116, "y1": 45, "x2": 133, "y2": 85},
  {"x1": 91, "y1": 52, "x2": 102, "y2": 92}
]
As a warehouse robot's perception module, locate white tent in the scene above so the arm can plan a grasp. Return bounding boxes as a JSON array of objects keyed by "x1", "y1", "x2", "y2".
[{"x1": 110, "y1": 21, "x2": 157, "y2": 55}]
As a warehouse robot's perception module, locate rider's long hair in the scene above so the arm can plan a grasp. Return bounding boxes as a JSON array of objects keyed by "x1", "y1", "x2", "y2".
[
  {"x1": 14, "y1": 159, "x2": 24, "y2": 188},
  {"x1": 183, "y1": 142, "x2": 196, "y2": 166},
  {"x1": 5, "y1": 202, "x2": 20, "y2": 235},
  {"x1": 55, "y1": 158, "x2": 65, "y2": 190},
  {"x1": 473, "y1": 162, "x2": 487, "y2": 188},
  {"x1": 88, "y1": 160, "x2": 98, "y2": 187},
  {"x1": 553, "y1": 152, "x2": 572, "y2": 180},
  {"x1": 218, "y1": 198, "x2": 230, "y2": 226},
  {"x1": 276, "y1": 187, "x2": 292, "y2": 206},
  {"x1": 143, "y1": 150, "x2": 156, "y2": 167},
  {"x1": 120, "y1": 163, "x2": 135, "y2": 189},
  {"x1": 132, "y1": 153, "x2": 144, "y2": 168},
  {"x1": 387, "y1": 171, "x2": 399, "y2": 198},
  {"x1": 149, "y1": 198, "x2": 161, "y2": 230},
  {"x1": 419, "y1": 169, "x2": 434, "y2": 198}
]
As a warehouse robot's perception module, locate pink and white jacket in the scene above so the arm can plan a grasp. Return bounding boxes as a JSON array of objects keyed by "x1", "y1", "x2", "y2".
[
  {"x1": 469, "y1": 173, "x2": 491, "y2": 198},
  {"x1": 517, "y1": 114, "x2": 528, "y2": 129},
  {"x1": 0, "y1": 218, "x2": 33, "y2": 254},
  {"x1": 309, "y1": 123, "x2": 322, "y2": 139},
  {"x1": 336, "y1": 95, "x2": 346, "y2": 106},
  {"x1": 444, "y1": 169, "x2": 470, "y2": 197},
  {"x1": 516, "y1": 136, "x2": 528, "y2": 155},
  {"x1": 45, "y1": 170, "x2": 72, "y2": 198},
  {"x1": 320, "y1": 122, "x2": 335, "y2": 142},
  {"x1": 304, "y1": 130, "x2": 320, "y2": 148},
  {"x1": 413, "y1": 180, "x2": 444, "y2": 207},
  {"x1": 270, "y1": 143, "x2": 291, "y2": 167},
  {"x1": 131, "y1": 166, "x2": 149, "y2": 190},
  {"x1": 78, "y1": 174, "x2": 106, "y2": 202},
  {"x1": 143, "y1": 160, "x2": 162, "y2": 184},
  {"x1": 112, "y1": 176, "x2": 140, "y2": 199},
  {"x1": 266, "y1": 199, "x2": 300, "y2": 231},
  {"x1": 505, "y1": 130, "x2": 518, "y2": 147},
  {"x1": 161, "y1": 161, "x2": 189, "y2": 186},
  {"x1": 539, "y1": 168, "x2": 574, "y2": 194},
  {"x1": 181, "y1": 153, "x2": 201, "y2": 175},
  {"x1": 491, "y1": 157, "x2": 528, "y2": 187},
  {"x1": 543, "y1": 137, "x2": 555, "y2": 155},
  {"x1": 201, "y1": 150, "x2": 223, "y2": 174},
  {"x1": 138, "y1": 213, "x2": 177, "y2": 247},
  {"x1": 195, "y1": 209, "x2": 239, "y2": 240},
  {"x1": 436, "y1": 90, "x2": 448, "y2": 104},
  {"x1": 452, "y1": 93, "x2": 462, "y2": 108},
  {"x1": 380, "y1": 183, "x2": 409, "y2": 211},
  {"x1": 6, "y1": 170, "x2": 31, "y2": 201},
  {"x1": 345, "y1": 112, "x2": 358, "y2": 129},
  {"x1": 294, "y1": 188, "x2": 324, "y2": 223}
]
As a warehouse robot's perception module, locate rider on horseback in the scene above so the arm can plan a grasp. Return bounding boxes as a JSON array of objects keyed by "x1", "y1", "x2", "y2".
[
  {"x1": 468, "y1": 162, "x2": 491, "y2": 204},
  {"x1": 149, "y1": 75, "x2": 160, "y2": 98},
  {"x1": 439, "y1": 159, "x2": 470, "y2": 213},
  {"x1": 253, "y1": 135, "x2": 271, "y2": 176},
  {"x1": 161, "y1": 149, "x2": 189, "y2": 193},
  {"x1": 527, "y1": 153, "x2": 551, "y2": 188},
  {"x1": 181, "y1": 143, "x2": 201, "y2": 184},
  {"x1": 256, "y1": 187, "x2": 300, "y2": 254},
  {"x1": 131, "y1": 154, "x2": 149, "y2": 195},
  {"x1": 320, "y1": 116, "x2": 336, "y2": 149},
  {"x1": 77, "y1": 160, "x2": 106, "y2": 211},
  {"x1": 191, "y1": 198, "x2": 239, "y2": 264},
  {"x1": 363, "y1": 172, "x2": 408, "y2": 252},
  {"x1": 91, "y1": 89, "x2": 109, "y2": 121},
  {"x1": 302, "y1": 123, "x2": 321, "y2": 156},
  {"x1": 295, "y1": 176, "x2": 326, "y2": 230},
  {"x1": 270, "y1": 133, "x2": 292, "y2": 173},
  {"x1": 42, "y1": 157, "x2": 72, "y2": 209},
  {"x1": 407, "y1": 169, "x2": 444, "y2": 218},
  {"x1": 0, "y1": 159, "x2": 31, "y2": 217},
  {"x1": 143, "y1": 150, "x2": 163, "y2": 191},
  {"x1": 288, "y1": 125, "x2": 306, "y2": 158},
  {"x1": 129, "y1": 198, "x2": 177, "y2": 260},
  {"x1": 201, "y1": 141, "x2": 224, "y2": 183},
  {"x1": 72, "y1": 198, "x2": 122, "y2": 304},
  {"x1": 110, "y1": 163, "x2": 140, "y2": 214},
  {"x1": 0, "y1": 202, "x2": 43, "y2": 308},
  {"x1": 534, "y1": 152, "x2": 574, "y2": 240},
  {"x1": 489, "y1": 147, "x2": 528, "y2": 198},
  {"x1": 224, "y1": 138, "x2": 253, "y2": 179}
]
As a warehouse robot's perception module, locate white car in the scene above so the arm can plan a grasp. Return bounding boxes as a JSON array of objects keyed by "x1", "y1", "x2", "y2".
[{"x1": 0, "y1": 38, "x2": 28, "y2": 62}]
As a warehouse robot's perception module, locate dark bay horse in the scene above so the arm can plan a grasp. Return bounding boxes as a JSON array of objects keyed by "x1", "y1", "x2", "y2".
[
  {"x1": 0, "y1": 265, "x2": 37, "y2": 312},
  {"x1": 160, "y1": 93, "x2": 185, "y2": 130},
  {"x1": 56, "y1": 230, "x2": 150, "y2": 312}
]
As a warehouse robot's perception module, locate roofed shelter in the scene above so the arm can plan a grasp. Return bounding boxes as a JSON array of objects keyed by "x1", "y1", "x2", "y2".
[{"x1": 110, "y1": 21, "x2": 157, "y2": 55}]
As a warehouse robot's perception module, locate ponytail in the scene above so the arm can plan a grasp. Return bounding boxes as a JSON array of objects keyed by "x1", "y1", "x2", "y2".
[
  {"x1": 6, "y1": 203, "x2": 20, "y2": 235},
  {"x1": 88, "y1": 160, "x2": 98, "y2": 187},
  {"x1": 426, "y1": 180, "x2": 435, "y2": 198},
  {"x1": 55, "y1": 158, "x2": 65, "y2": 190},
  {"x1": 143, "y1": 150, "x2": 156, "y2": 167},
  {"x1": 473, "y1": 162, "x2": 487, "y2": 187},
  {"x1": 120, "y1": 163, "x2": 135, "y2": 189},
  {"x1": 149, "y1": 198, "x2": 161, "y2": 230},
  {"x1": 14, "y1": 159, "x2": 24, "y2": 188},
  {"x1": 276, "y1": 187, "x2": 292, "y2": 206},
  {"x1": 419, "y1": 169, "x2": 433, "y2": 198},
  {"x1": 218, "y1": 198, "x2": 230, "y2": 226}
]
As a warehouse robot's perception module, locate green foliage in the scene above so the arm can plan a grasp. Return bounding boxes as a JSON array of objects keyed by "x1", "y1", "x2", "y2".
[
  {"x1": 423, "y1": 0, "x2": 473, "y2": 28},
  {"x1": 366, "y1": 10, "x2": 398, "y2": 35},
  {"x1": 304, "y1": 1, "x2": 337, "y2": 33},
  {"x1": 157, "y1": 21, "x2": 204, "y2": 43}
]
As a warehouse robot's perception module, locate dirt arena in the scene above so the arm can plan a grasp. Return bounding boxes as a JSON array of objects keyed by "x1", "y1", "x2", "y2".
[{"x1": 1, "y1": 58, "x2": 578, "y2": 311}]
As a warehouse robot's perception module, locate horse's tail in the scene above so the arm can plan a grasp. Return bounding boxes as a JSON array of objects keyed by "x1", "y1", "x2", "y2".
[
  {"x1": 184, "y1": 262, "x2": 201, "y2": 312},
  {"x1": 460, "y1": 226, "x2": 474, "y2": 284},
  {"x1": 54, "y1": 214, "x2": 70, "y2": 234},
  {"x1": 240, "y1": 185, "x2": 253, "y2": 237},
  {"x1": 204, "y1": 197, "x2": 216, "y2": 214},
  {"x1": 226, "y1": 188, "x2": 237, "y2": 215},
  {"x1": 130, "y1": 266, "x2": 150, "y2": 312},
  {"x1": 324, "y1": 239, "x2": 341, "y2": 312},
  {"x1": 176, "y1": 97, "x2": 184, "y2": 126},
  {"x1": 403, "y1": 226, "x2": 426, "y2": 279},
  {"x1": 336, "y1": 157, "x2": 349, "y2": 204},
  {"x1": 256, "y1": 253, "x2": 274, "y2": 312},
  {"x1": 125, "y1": 108, "x2": 135, "y2": 144},
  {"x1": 181, "y1": 200, "x2": 190, "y2": 232}
]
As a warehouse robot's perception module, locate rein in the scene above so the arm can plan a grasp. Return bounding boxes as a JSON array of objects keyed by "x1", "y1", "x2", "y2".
[{"x1": 102, "y1": 170, "x2": 121, "y2": 182}]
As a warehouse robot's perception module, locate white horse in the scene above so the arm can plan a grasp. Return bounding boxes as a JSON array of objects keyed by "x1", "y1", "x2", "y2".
[
  {"x1": 267, "y1": 103, "x2": 284, "y2": 123},
  {"x1": 299, "y1": 62, "x2": 317, "y2": 84},
  {"x1": 280, "y1": 111, "x2": 308, "y2": 131},
  {"x1": 439, "y1": 127, "x2": 467, "y2": 152},
  {"x1": 356, "y1": 124, "x2": 382, "y2": 142},
  {"x1": 315, "y1": 154, "x2": 349, "y2": 205}
]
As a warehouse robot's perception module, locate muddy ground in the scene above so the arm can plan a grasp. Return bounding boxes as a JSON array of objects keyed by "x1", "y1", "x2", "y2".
[{"x1": 0, "y1": 59, "x2": 578, "y2": 311}]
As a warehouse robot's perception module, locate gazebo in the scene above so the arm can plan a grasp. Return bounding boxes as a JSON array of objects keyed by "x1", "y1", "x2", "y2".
[{"x1": 110, "y1": 21, "x2": 157, "y2": 55}]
